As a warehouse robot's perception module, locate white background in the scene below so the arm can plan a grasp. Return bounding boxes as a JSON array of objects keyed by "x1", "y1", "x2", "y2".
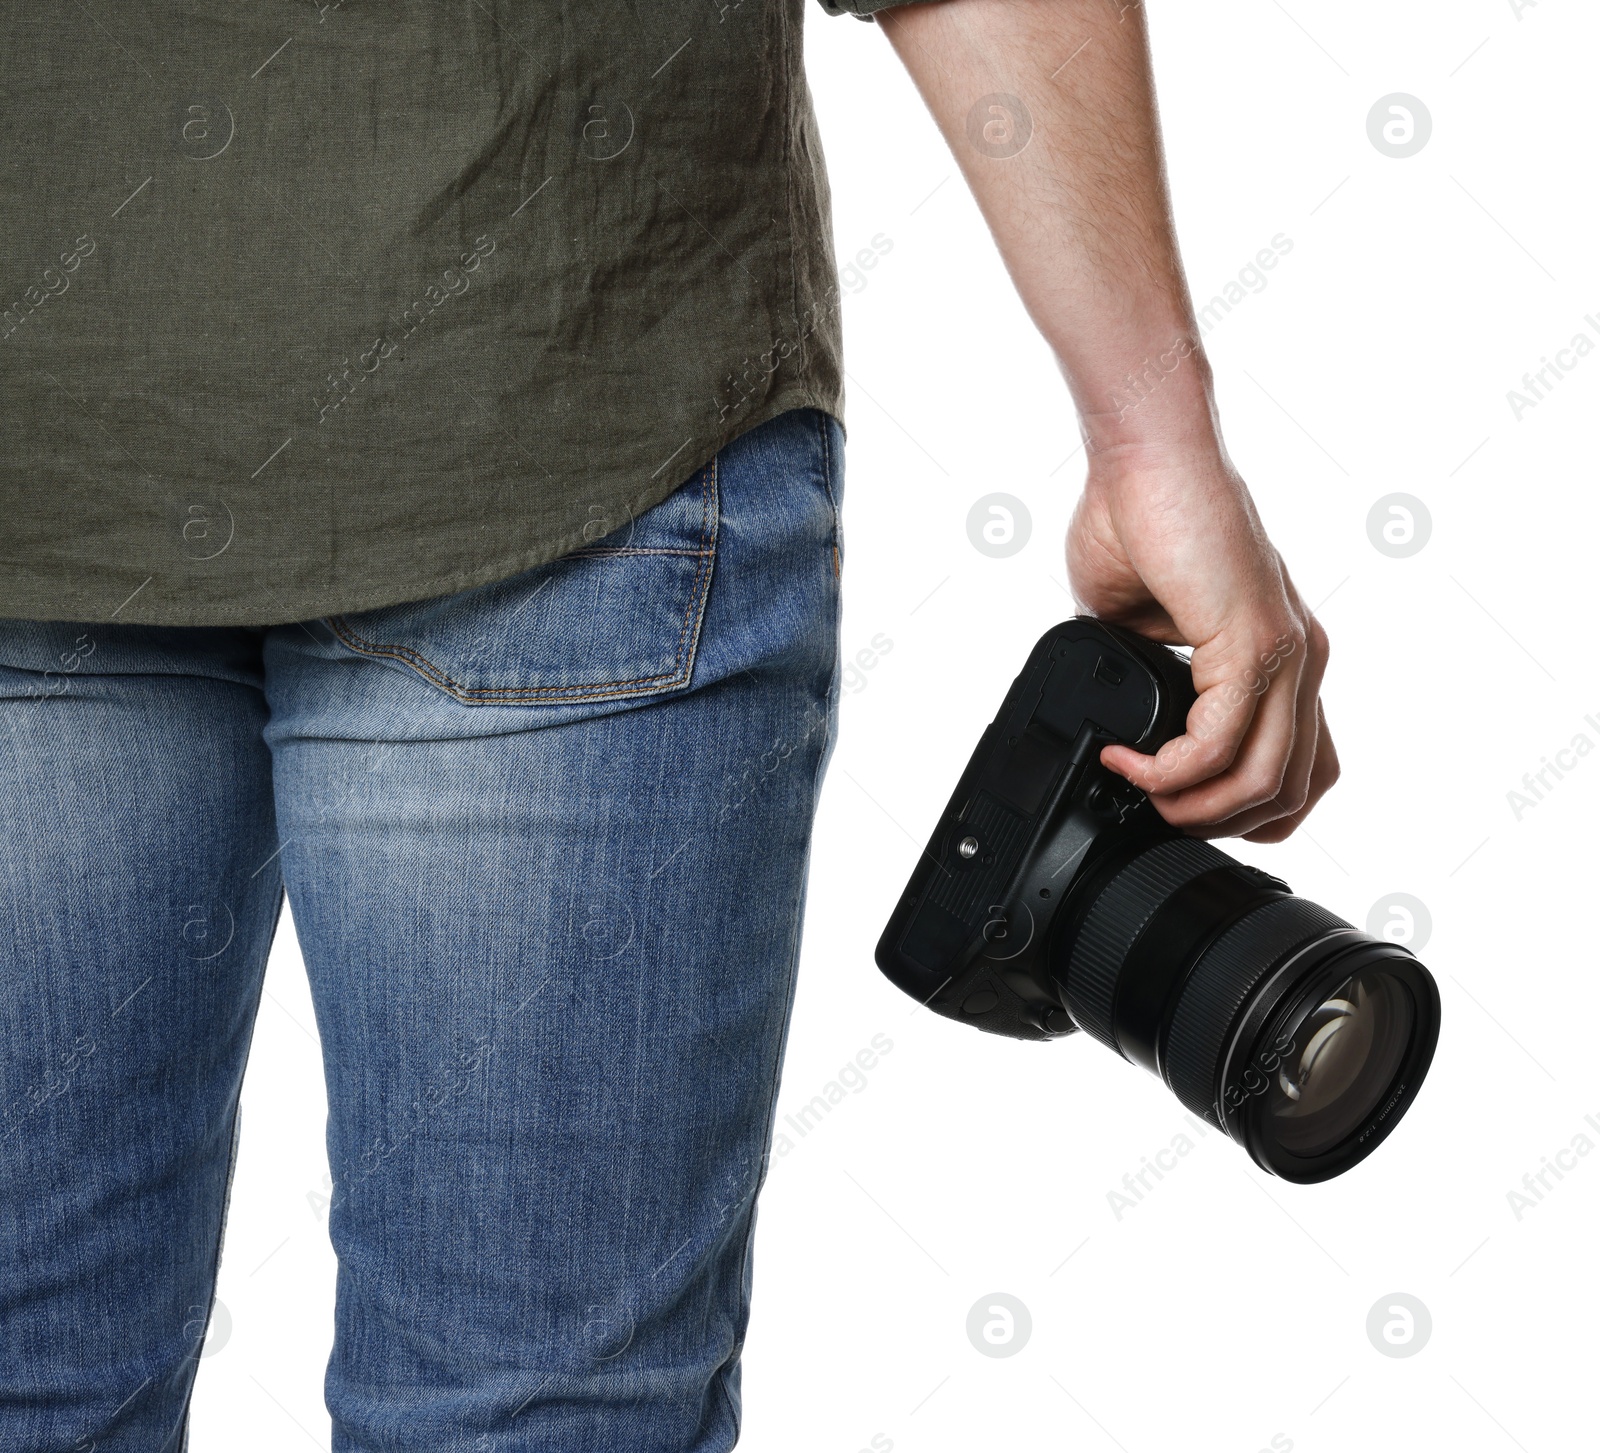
[{"x1": 200, "y1": 2, "x2": 1599, "y2": 1449}]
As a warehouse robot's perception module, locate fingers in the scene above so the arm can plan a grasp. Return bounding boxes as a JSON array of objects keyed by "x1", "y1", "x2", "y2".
[
  {"x1": 1099, "y1": 623, "x2": 1306, "y2": 818},
  {"x1": 1187, "y1": 619, "x2": 1331, "y2": 839},
  {"x1": 1099, "y1": 614, "x2": 1334, "y2": 839},
  {"x1": 1098, "y1": 668, "x2": 1270, "y2": 800},
  {"x1": 1242, "y1": 700, "x2": 1340, "y2": 843}
]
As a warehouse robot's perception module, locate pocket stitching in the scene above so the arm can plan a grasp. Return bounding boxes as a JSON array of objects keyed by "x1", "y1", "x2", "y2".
[{"x1": 324, "y1": 461, "x2": 719, "y2": 704}]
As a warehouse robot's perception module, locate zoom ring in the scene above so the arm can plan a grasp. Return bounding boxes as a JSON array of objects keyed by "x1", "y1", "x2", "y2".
[
  {"x1": 1064, "y1": 837, "x2": 1235, "y2": 1053},
  {"x1": 1163, "y1": 896, "x2": 1352, "y2": 1123}
]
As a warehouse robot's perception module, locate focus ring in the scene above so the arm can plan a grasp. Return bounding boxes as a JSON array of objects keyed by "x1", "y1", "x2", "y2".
[
  {"x1": 1064, "y1": 837, "x2": 1234, "y2": 1052},
  {"x1": 1163, "y1": 897, "x2": 1352, "y2": 1122}
]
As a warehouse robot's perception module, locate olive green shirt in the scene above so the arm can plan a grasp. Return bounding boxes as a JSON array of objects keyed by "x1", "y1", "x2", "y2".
[{"x1": 0, "y1": 0, "x2": 919, "y2": 626}]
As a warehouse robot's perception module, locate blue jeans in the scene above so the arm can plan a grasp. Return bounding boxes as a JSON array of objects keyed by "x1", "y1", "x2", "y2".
[{"x1": 0, "y1": 408, "x2": 845, "y2": 1452}]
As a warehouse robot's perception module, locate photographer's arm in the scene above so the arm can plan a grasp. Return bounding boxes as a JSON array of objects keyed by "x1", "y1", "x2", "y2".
[{"x1": 878, "y1": 0, "x2": 1334, "y2": 841}]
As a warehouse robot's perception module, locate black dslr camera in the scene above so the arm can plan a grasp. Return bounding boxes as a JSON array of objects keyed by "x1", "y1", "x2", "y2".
[{"x1": 875, "y1": 617, "x2": 1440, "y2": 1183}]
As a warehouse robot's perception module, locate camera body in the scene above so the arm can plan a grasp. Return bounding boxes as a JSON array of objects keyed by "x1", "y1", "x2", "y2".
[{"x1": 876, "y1": 616, "x2": 1221, "y2": 1040}]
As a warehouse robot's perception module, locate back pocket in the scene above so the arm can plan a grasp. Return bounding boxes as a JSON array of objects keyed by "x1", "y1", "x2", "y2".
[{"x1": 323, "y1": 461, "x2": 717, "y2": 705}]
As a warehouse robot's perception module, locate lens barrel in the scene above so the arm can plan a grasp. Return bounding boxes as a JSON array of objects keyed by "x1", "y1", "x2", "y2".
[{"x1": 1051, "y1": 835, "x2": 1440, "y2": 1183}]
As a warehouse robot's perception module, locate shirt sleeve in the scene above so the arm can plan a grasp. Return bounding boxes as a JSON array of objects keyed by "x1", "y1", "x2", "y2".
[{"x1": 815, "y1": 0, "x2": 932, "y2": 19}]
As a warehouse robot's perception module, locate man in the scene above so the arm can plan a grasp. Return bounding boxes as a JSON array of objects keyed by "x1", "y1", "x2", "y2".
[{"x1": 0, "y1": 0, "x2": 1331, "y2": 1447}]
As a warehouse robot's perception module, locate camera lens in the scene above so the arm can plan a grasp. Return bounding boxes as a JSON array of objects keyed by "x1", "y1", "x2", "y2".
[
  {"x1": 1262, "y1": 968, "x2": 1414, "y2": 1155},
  {"x1": 1051, "y1": 835, "x2": 1440, "y2": 1182}
]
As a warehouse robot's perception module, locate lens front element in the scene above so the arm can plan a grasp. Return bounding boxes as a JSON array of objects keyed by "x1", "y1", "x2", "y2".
[
  {"x1": 1265, "y1": 969, "x2": 1416, "y2": 1156},
  {"x1": 1233, "y1": 955, "x2": 1434, "y2": 1180}
]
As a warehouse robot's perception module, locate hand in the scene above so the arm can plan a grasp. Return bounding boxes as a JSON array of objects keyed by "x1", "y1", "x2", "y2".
[{"x1": 1065, "y1": 443, "x2": 1337, "y2": 841}]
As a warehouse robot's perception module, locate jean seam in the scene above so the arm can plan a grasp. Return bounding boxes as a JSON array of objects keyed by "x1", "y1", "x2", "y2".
[
  {"x1": 160, "y1": 1093, "x2": 241, "y2": 1453},
  {"x1": 816, "y1": 411, "x2": 842, "y2": 575},
  {"x1": 167, "y1": 881, "x2": 283, "y2": 1451},
  {"x1": 713, "y1": 529, "x2": 843, "y2": 1443}
]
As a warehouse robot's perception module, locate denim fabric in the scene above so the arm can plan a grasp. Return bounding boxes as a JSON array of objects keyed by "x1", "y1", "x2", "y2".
[{"x1": 0, "y1": 406, "x2": 845, "y2": 1452}]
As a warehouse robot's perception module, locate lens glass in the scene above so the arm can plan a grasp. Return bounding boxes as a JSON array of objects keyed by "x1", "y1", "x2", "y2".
[{"x1": 1261, "y1": 970, "x2": 1415, "y2": 1158}]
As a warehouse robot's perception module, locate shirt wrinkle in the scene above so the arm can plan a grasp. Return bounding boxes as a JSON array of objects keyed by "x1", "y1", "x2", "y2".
[{"x1": 0, "y1": 0, "x2": 922, "y2": 626}]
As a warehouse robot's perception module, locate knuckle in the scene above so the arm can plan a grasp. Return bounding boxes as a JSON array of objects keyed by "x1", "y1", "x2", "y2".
[
  {"x1": 1249, "y1": 619, "x2": 1308, "y2": 684},
  {"x1": 1277, "y1": 781, "x2": 1310, "y2": 815},
  {"x1": 1312, "y1": 739, "x2": 1342, "y2": 794},
  {"x1": 1242, "y1": 765, "x2": 1286, "y2": 803},
  {"x1": 1192, "y1": 738, "x2": 1238, "y2": 777},
  {"x1": 1307, "y1": 615, "x2": 1330, "y2": 662},
  {"x1": 1279, "y1": 621, "x2": 1309, "y2": 655}
]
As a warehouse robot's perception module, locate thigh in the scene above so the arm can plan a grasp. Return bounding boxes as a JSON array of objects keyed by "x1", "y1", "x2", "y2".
[
  {"x1": 263, "y1": 407, "x2": 844, "y2": 1452},
  {"x1": 0, "y1": 623, "x2": 281, "y2": 1451}
]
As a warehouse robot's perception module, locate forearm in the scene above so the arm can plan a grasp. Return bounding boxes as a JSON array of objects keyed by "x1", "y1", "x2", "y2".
[
  {"x1": 879, "y1": 0, "x2": 1335, "y2": 838},
  {"x1": 878, "y1": 0, "x2": 1219, "y2": 464}
]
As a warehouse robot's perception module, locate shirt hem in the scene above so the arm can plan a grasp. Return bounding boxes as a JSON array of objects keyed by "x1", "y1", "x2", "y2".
[{"x1": 0, "y1": 385, "x2": 848, "y2": 628}]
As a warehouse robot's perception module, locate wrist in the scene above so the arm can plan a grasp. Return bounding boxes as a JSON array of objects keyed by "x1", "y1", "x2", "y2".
[
  {"x1": 1062, "y1": 330, "x2": 1225, "y2": 464},
  {"x1": 1078, "y1": 427, "x2": 1253, "y2": 527},
  {"x1": 1080, "y1": 429, "x2": 1234, "y2": 489}
]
